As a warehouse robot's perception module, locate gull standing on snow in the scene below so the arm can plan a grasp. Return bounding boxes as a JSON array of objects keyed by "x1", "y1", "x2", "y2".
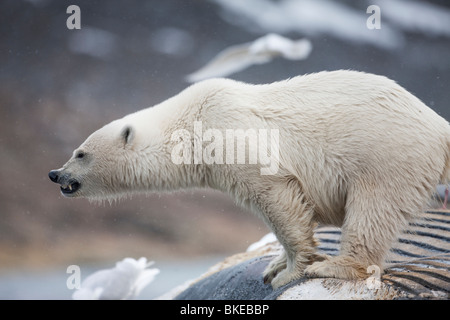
[
  {"x1": 186, "y1": 33, "x2": 312, "y2": 82},
  {"x1": 72, "y1": 257, "x2": 160, "y2": 300}
]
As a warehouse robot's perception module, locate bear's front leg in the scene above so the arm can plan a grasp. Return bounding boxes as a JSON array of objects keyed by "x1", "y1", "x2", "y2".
[
  {"x1": 258, "y1": 182, "x2": 319, "y2": 289},
  {"x1": 263, "y1": 251, "x2": 286, "y2": 285},
  {"x1": 262, "y1": 242, "x2": 326, "y2": 288}
]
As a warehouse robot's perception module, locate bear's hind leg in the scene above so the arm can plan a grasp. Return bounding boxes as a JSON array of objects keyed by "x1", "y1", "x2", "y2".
[{"x1": 305, "y1": 181, "x2": 411, "y2": 280}]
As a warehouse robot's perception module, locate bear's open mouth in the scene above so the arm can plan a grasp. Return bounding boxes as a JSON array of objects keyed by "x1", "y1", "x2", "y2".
[{"x1": 60, "y1": 180, "x2": 80, "y2": 195}]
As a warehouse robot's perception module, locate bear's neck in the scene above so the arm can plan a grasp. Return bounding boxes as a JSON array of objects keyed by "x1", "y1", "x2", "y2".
[{"x1": 134, "y1": 78, "x2": 253, "y2": 195}]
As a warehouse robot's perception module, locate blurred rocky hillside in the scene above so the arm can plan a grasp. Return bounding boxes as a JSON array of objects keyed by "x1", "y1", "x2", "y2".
[{"x1": 0, "y1": 0, "x2": 449, "y2": 270}]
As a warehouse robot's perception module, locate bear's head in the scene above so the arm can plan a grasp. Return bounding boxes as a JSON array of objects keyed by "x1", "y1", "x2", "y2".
[{"x1": 48, "y1": 117, "x2": 164, "y2": 201}]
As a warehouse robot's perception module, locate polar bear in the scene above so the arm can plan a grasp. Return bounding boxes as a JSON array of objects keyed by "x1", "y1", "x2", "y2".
[{"x1": 49, "y1": 70, "x2": 450, "y2": 289}]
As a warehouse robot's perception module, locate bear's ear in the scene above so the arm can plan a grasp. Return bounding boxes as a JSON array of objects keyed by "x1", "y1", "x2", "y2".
[{"x1": 121, "y1": 126, "x2": 134, "y2": 146}]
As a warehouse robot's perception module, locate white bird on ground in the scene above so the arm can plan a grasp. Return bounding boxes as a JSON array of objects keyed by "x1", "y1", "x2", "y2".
[
  {"x1": 186, "y1": 33, "x2": 312, "y2": 82},
  {"x1": 72, "y1": 257, "x2": 160, "y2": 300}
]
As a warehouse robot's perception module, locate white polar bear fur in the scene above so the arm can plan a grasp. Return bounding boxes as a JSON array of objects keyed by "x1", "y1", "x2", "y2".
[{"x1": 54, "y1": 70, "x2": 450, "y2": 289}]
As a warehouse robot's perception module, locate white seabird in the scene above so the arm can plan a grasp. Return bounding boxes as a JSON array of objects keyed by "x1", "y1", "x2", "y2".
[
  {"x1": 186, "y1": 33, "x2": 312, "y2": 82},
  {"x1": 72, "y1": 257, "x2": 160, "y2": 300}
]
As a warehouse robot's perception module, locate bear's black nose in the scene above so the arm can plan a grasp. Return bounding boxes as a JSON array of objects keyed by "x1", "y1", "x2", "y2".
[{"x1": 48, "y1": 170, "x2": 59, "y2": 183}]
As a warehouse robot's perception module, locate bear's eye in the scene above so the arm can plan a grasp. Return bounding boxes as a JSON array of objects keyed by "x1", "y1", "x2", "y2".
[{"x1": 76, "y1": 151, "x2": 85, "y2": 159}]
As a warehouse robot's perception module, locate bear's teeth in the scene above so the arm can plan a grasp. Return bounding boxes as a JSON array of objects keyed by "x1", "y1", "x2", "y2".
[{"x1": 68, "y1": 185, "x2": 72, "y2": 191}]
